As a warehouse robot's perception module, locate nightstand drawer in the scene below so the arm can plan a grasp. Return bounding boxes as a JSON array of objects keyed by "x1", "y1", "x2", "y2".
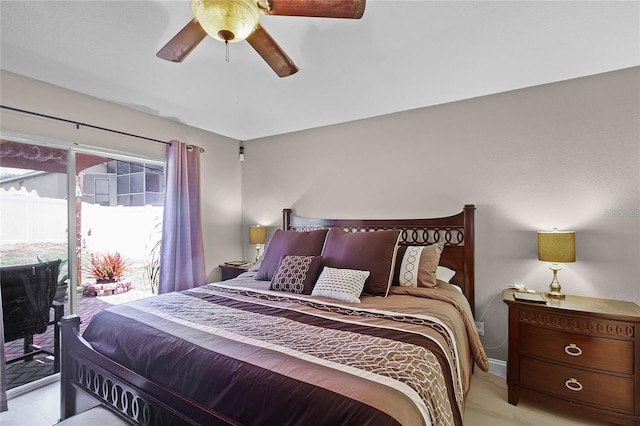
[
  {"x1": 521, "y1": 357, "x2": 634, "y2": 412},
  {"x1": 520, "y1": 323, "x2": 634, "y2": 374}
]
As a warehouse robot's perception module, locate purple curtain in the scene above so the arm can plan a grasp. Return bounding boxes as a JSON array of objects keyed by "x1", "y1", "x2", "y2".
[
  {"x1": 0, "y1": 284, "x2": 7, "y2": 412},
  {"x1": 159, "y1": 141, "x2": 206, "y2": 294}
]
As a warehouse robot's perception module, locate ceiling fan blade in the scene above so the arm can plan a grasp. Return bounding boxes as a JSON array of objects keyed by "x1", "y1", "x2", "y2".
[
  {"x1": 246, "y1": 24, "x2": 299, "y2": 78},
  {"x1": 156, "y1": 19, "x2": 207, "y2": 63},
  {"x1": 264, "y1": 0, "x2": 366, "y2": 19}
]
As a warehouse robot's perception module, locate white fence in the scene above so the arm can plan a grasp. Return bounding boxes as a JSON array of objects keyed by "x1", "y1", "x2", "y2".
[
  {"x1": 1, "y1": 188, "x2": 162, "y2": 261},
  {"x1": 1, "y1": 187, "x2": 67, "y2": 243}
]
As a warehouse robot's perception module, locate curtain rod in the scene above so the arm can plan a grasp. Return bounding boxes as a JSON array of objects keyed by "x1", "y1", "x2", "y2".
[{"x1": 1, "y1": 105, "x2": 171, "y2": 146}]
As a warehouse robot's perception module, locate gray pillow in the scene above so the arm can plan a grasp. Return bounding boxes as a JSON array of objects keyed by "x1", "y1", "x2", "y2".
[{"x1": 311, "y1": 266, "x2": 370, "y2": 303}]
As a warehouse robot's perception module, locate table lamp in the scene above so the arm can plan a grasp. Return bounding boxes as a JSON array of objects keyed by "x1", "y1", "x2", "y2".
[
  {"x1": 249, "y1": 225, "x2": 267, "y2": 262},
  {"x1": 537, "y1": 229, "x2": 575, "y2": 299}
]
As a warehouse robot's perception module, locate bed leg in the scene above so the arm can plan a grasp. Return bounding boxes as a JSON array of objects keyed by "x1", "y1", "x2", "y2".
[{"x1": 60, "y1": 315, "x2": 81, "y2": 421}]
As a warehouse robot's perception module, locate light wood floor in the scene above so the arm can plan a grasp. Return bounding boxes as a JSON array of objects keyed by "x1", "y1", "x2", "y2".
[{"x1": 1, "y1": 371, "x2": 611, "y2": 425}]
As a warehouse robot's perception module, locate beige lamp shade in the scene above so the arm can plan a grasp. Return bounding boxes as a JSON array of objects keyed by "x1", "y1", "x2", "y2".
[
  {"x1": 538, "y1": 230, "x2": 575, "y2": 263},
  {"x1": 249, "y1": 225, "x2": 267, "y2": 245}
]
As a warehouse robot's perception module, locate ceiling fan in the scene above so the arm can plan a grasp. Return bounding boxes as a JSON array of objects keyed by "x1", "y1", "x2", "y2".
[{"x1": 157, "y1": 0, "x2": 366, "y2": 78}]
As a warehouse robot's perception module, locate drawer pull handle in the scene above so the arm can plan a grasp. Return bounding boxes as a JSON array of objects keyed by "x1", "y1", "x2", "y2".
[
  {"x1": 565, "y1": 378, "x2": 583, "y2": 392},
  {"x1": 564, "y1": 343, "x2": 582, "y2": 357}
]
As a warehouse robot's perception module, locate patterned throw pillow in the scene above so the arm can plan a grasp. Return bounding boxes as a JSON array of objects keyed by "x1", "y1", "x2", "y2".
[
  {"x1": 397, "y1": 243, "x2": 444, "y2": 288},
  {"x1": 311, "y1": 267, "x2": 370, "y2": 303},
  {"x1": 270, "y1": 255, "x2": 323, "y2": 295}
]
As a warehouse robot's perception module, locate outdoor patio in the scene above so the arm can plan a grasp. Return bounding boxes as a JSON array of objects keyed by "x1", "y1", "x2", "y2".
[{"x1": 4, "y1": 290, "x2": 152, "y2": 390}]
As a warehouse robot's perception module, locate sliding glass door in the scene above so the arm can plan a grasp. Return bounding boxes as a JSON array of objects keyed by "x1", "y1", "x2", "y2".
[{"x1": 1, "y1": 139, "x2": 72, "y2": 388}]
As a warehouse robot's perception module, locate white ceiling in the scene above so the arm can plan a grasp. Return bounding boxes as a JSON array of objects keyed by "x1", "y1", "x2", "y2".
[{"x1": 1, "y1": 1, "x2": 638, "y2": 141}]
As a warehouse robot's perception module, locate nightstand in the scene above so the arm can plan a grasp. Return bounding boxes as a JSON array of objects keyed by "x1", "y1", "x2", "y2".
[
  {"x1": 503, "y1": 290, "x2": 640, "y2": 426},
  {"x1": 219, "y1": 264, "x2": 250, "y2": 281}
]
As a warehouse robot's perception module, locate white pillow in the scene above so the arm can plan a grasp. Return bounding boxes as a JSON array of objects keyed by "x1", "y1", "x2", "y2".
[
  {"x1": 450, "y1": 284, "x2": 464, "y2": 294},
  {"x1": 436, "y1": 266, "x2": 456, "y2": 283},
  {"x1": 311, "y1": 267, "x2": 370, "y2": 303}
]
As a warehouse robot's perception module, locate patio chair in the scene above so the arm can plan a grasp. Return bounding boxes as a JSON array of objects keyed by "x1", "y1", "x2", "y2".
[{"x1": 1, "y1": 259, "x2": 64, "y2": 373}]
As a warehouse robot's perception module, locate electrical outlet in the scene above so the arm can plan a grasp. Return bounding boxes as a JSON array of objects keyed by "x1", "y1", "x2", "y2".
[{"x1": 475, "y1": 321, "x2": 485, "y2": 336}]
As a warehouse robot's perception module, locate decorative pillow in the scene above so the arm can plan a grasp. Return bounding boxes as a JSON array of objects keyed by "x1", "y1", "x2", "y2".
[
  {"x1": 311, "y1": 267, "x2": 370, "y2": 303},
  {"x1": 321, "y1": 227, "x2": 401, "y2": 296},
  {"x1": 256, "y1": 229, "x2": 329, "y2": 281},
  {"x1": 270, "y1": 255, "x2": 323, "y2": 295},
  {"x1": 436, "y1": 266, "x2": 456, "y2": 283},
  {"x1": 396, "y1": 243, "x2": 444, "y2": 288}
]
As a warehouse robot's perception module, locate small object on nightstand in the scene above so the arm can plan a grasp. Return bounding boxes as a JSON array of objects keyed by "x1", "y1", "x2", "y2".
[
  {"x1": 512, "y1": 291, "x2": 547, "y2": 304},
  {"x1": 508, "y1": 283, "x2": 527, "y2": 292},
  {"x1": 224, "y1": 260, "x2": 250, "y2": 266},
  {"x1": 503, "y1": 290, "x2": 640, "y2": 425}
]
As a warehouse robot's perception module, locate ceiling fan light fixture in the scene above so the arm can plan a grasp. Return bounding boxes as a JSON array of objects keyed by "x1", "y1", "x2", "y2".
[{"x1": 190, "y1": 0, "x2": 259, "y2": 43}]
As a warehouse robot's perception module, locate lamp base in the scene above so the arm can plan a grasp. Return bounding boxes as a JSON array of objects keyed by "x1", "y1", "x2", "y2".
[
  {"x1": 545, "y1": 290, "x2": 566, "y2": 299},
  {"x1": 546, "y1": 263, "x2": 566, "y2": 299}
]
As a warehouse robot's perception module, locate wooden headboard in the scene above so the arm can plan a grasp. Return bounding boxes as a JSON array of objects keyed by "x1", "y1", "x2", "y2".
[{"x1": 282, "y1": 205, "x2": 476, "y2": 315}]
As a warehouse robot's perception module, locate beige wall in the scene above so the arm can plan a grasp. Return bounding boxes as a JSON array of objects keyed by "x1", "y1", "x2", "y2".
[
  {"x1": 242, "y1": 67, "x2": 640, "y2": 361},
  {"x1": 0, "y1": 70, "x2": 243, "y2": 283}
]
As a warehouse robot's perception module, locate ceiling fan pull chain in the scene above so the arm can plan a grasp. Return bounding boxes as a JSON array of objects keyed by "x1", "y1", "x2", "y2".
[{"x1": 225, "y1": 41, "x2": 230, "y2": 63}]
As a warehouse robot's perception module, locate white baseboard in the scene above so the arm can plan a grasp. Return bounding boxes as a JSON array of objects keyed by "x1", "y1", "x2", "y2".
[
  {"x1": 487, "y1": 358, "x2": 506, "y2": 378},
  {"x1": 7, "y1": 373, "x2": 59, "y2": 400}
]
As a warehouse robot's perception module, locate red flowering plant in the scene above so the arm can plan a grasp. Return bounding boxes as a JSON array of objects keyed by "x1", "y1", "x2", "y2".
[{"x1": 84, "y1": 252, "x2": 129, "y2": 283}]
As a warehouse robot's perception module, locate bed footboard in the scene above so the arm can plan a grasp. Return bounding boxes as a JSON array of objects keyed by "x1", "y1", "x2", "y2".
[{"x1": 59, "y1": 315, "x2": 239, "y2": 425}]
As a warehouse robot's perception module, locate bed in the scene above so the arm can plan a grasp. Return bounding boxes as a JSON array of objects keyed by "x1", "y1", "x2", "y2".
[{"x1": 60, "y1": 205, "x2": 488, "y2": 425}]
